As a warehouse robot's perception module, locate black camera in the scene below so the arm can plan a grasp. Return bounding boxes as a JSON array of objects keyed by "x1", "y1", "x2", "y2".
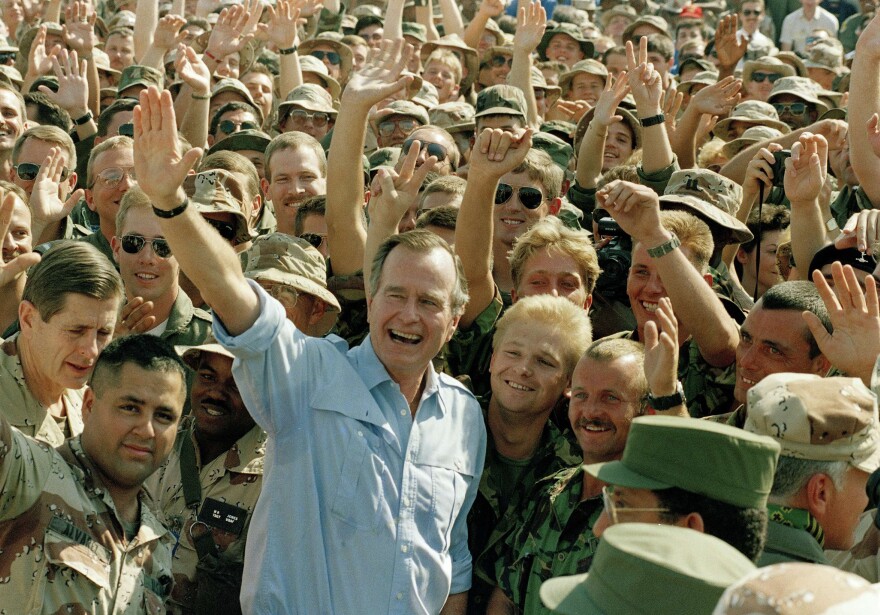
[
  {"x1": 594, "y1": 213, "x2": 632, "y2": 304},
  {"x1": 770, "y1": 150, "x2": 791, "y2": 188}
]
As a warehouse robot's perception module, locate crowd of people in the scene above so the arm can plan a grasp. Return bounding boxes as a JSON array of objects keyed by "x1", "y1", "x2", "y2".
[{"x1": 1, "y1": 0, "x2": 880, "y2": 613}]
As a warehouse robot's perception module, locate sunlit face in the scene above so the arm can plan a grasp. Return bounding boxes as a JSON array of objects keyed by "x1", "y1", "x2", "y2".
[
  {"x1": 602, "y1": 121, "x2": 635, "y2": 171},
  {"x1": 493, "y1": 170, "x2": 554, "y2": 247},
  {"x1": 12, "y1": 137, "x2": 76, "y2": 199},
  {"x1": 512, "y1": 247, "x2": 591, "y2": 309},
  {"x1": 0, "y1": 89, "x2": 24, "y2": 153},
  {"x1": 736, "y1": 229, "x2": 784, "y2": 297},
  {"x1": 739, "y1": 2, "x2": 764, "y2": 34},
  {"x1": 112, "y1": 206, "x2": 179, "y2": 306},
  {"x1": 263, "y1": 146, "x2": 326, "y2": 235},
  {"x1": 215, "y1": 51, "x2": 241, "y2": 80},
  {"x1": 423, "y1": 60, "x2": 460, "y2": 104},
  {"x1": 546, "y1": 33, "x2": 585, "y2": 68},
  {"x1": 675, "y1": 25, "x2": 704, "y2": 51},
  {"x1": 627, "y1": 242, "x2": 700, "y2": 339},
  {"x1": 190, "y1": 351, "x2": 254, "y2": 444},
  {"x1": 604, "y1": 52, "x2": 627, "y2": 79},
  {"x1": 605, "y1": 16, "x2": 633, "y2": 41},
  {"x1": 105, "y1": 33, "x2": 135, "y2": 71},
  {"x1": 358, "y1": 24, "x2": 384, "y2": 49},
  {"x1": 240, "y1": 71, "x2": 274, "y2": 120},
  {"x1": 567, "y1": 72, "x2": 605, "y2": 106},
  {"x1": 2, "y1": 193, "x2": 30, "y2": 263},
  {"x1": 86, "y1": 146, "x2": 136, "y2": 237},
  {"x1": 568, "y1": 354, "x2": 643, "y2": 463}
]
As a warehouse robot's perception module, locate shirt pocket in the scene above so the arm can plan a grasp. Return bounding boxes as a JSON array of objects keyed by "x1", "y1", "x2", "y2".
[
  {"x1": 43, "y1": 518, "x2": 112, "y2": 597},
  {"x1": 328, "y1": 425, "x2": 386, "y2": 531},
  {"x1": 142, "y1": 573, "x2": 173, "y2": 614},
  {"x1": 416, "y1": 459, "x2": 476, "y2": 554}
]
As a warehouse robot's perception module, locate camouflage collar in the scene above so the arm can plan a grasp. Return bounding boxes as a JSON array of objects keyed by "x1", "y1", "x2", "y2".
[{"x1": 186, "y1": 418, "x2": 266, "y2": 476}]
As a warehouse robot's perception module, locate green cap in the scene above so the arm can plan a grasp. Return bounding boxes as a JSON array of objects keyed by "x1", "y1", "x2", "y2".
[
  {"x1": 540, "y1": 120, "x2": 576, "y2": 143},
  {"x1": 560, "y1": 59, "x2": 609, "y2": 95},
  {"x1": 278, "y1": 83, "x2": 338, "y2": 118},
  {"x1": 401, "y1": 21, "x2": 428, "y2": 43},
  {"x1": 539, "y1": 523, "x2": 756, "y2": 615},
  {"x1": 585, "y1": 416, "x2": 780, "y2": 509},
  {"x1": 532, "y1": 131, "x2": 573, "y2": 171},
  {"x1": 429, "y1": 101, "x2": 475, "y2": 130},
  {"x1": 116, "y1": 65, "x2": 164, "y2": 96},
  {"x1": 537, "y1": 23, "x2": 595, "y2": 61},
  {"x1": 208, "y1": 128, "x2": 272, "y2": 155},
  {"x1": 676, "y1": 70, "x2": 719, "y2": 95},
  {"x1": 369, "y1": 146, "x2": 402, "y2": 170},
  {"x1": 475, "y1": 84, "x2": 526, "y2": 119}
]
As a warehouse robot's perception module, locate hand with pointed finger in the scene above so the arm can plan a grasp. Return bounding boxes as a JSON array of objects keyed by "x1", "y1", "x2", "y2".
[{"x1": 368, "y1": 140, "x2": 437, "y2": 230}]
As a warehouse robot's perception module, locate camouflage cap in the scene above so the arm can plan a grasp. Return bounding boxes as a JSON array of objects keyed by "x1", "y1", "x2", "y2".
[
  {"x1": 745, "y1": 373, "x2": 880, "y2": 473},
  {"x1": 429, "y1": 101, "x2": 475, "y2": 131},
  {"x1": 298, "y1": 55, "x2": 342, "y2": 100},
  {"x1": 475, "y1": 84, "x2": 527, "y2": 119},
  {"x1": 0, "y1": 64, "x2": 22, "y2": 86},
  {"x1": 211, "y1": 78, "x2": 260, "y2": 113},
  {"x1": 560, "y1": 59, "x2": 609, "y2": 94},
  {"x1": 531, "y1": 65, "x2": 562, "y2": 108},
  {"x1": 92, "y1": 48, "x2": 120, "y2": 75},
  {"x1": 599, "y1": 4, "x2": 637, "y2": 28},
  {"x1": 768, "y1": 76, "x2": 830, "y2": 114},
  {"x1": 179, "y1": 333, "x2": 234, "y2": 370},
  {"x1": 117, "y1": 65, "x2": 164, "y2": 95},
  {"x1": 369, "y1": 146, "x2": 402, "y2": 170},
  {"x1": 774, "y1": 50, "x2": 808, "y2": 78},
  {"x1": 678, "y1": 56, "x2": 715, "y2": 76},
  {"x1": 804, "y1": 41, "x2": 843, "y2": 73},
  {"x1": 411, "y1": 79, "x2": 440, "y2": 109},
  {"x1": 676, "y1": 70, "x2": 719, "y2": 95},
  {"x1": 401, "y1": 21, "x2": 428, "y2": 43},
  {"x1": 420, "y1": 34, "x2": 480, "y2": 90},
  {"x1": 662, "y1": 169, "x2": 753, "y2": 245},
  {"x1": 480, "y1": 45, "x2": 513, "y2": 67},
  {"x1": 278, "y1": 83, "x2": 338, "y2": 118},
  {"x1": 483, "y1": 18, "x2": 507, "y2": 46},
  {"x1": 574, "y1": 105, "x2": 641, "y2": 151},
  {"x1": 622, "y1": 15, "x2": 670, "y2": 41},
  {"x1": 540, "y1": 524, "x2": 756, "y2": 615},
  {"x1": 299, "y1": 35, "x2": 354, "y2": 79},
  {"x1": 742, "y1": 56, "x2": 796, "y2": 86},
  {"x1": 541, "y1": 119, "x2": 576, "y2": 143},
  {"x1": 370, "y1": 99, "x2": 430, "y2": 132},
  {"x1": 713, "y1": 100, "x2": 790, "y2": 142},
  {"x1": 191, "y1": 169, "x2": 257, "y2": 246},
  {"x1": 532, "y1": 131, "x2": 573, "y2": 171},
  {"x1": 245, "y1": 233, "x2": 341, "y2": 334},
  {"x1": 586, "y1": 416, "x2": 781, "y2": 508},
  {"x1": 538, "y1": 23, "x2": 596, "y2": 61},
  {"x1": 722, "y1": 125, "x2": 785, "y2": 159},
  {"x1": 352, "y1": 4, "x2": 383, "y2": 18},
  {"x1": 208, "y1": 128, "x2": 272, "y2": 155}
]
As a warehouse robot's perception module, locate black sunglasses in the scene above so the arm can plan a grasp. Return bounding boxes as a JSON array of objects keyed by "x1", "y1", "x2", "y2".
[
  {"x1": 300, "y1": 233, "x2": 326, "y2": 249},
  {"x1": 495, "y1": 183, "x2": 545, "y2": 209},
  {"x1": 0, "y1": 52, "x2": 15, "y2": 64},
  {"x1": 14, "y1": 162, "x2": 70, "y2": 182},
  {"x1": 751, "y1": 71, "x2": 782, "y2": 83},
  {"x1": 773, "y1": 102, "x2": 808, "y2": 116},
  {"x1": 489, "y1": 55, "x2": 513, "y2": 68},
  {"x1": 741, "y1": 9, "x2": 762, "y2": 16},
  {"x1": 402, "y1": 138, "x2": 448, "y2": 162},
  {"x1": 206, "y1": 218, "x2": 237, "y2": 242},
  {"x1": 310, "y1": 50, "x2": 341, "y2": 65},
  {"x1": 219, "y1": 119, "x2": 259, "y2": 134},
  {"x1": 120, "y1": 234, "x2": 172, "y2": 258},
  {"x1": 118, "y1": 122, "x2": 134, "y2": 137}
]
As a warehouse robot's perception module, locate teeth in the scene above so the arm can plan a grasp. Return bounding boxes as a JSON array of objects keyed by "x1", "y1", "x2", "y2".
[
  {"x1": 742, "y1": 376, "x2": 757, "y2": 385},
  {"x1": 205, "y1": 408, "x2": 224, "y2": 416},
  {"x1": 501, "y1": 219, "x2": 523, "y2": 226},
  {"x1": 507, "y1": 381, "x2": 531, "y2": 391},
  {"x1": 390, "y1": 330, "x2": 421, "y2": 344},
  {"x1": 136, "y1": 273, "x2": 157, "y2": 280},
  {"x1": 641, "y1": 302, "x2": 659, "y2": 312}
]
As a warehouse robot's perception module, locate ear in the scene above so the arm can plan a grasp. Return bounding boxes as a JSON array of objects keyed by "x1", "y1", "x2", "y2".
[
  {"x1": 307, "y1": 298, "x2": 328, "y2": 326},
  {"x1": 207, "y1": 134, "x2": 215, "y2": 147},
  {"x1": 583, "y1": 293, "x2": 593, "y2": 310},
  {"x1": 18, "y1": 299, "x2": 38, "y2": 332},
  {"x1": 680, "y1": 512, "x2": 705, "y2": 533},
  {"x1": 811, "y1": 352, "x2": 832, "y2": 377},
  {"x1": 735, "y1": 247, "x2": 749, "y2": 264},
  {"x1": 260, "y1": 176, "x2": 270, "y2": 197},
  {"x1": 804, "y1": 472, "x2": 832, "y2": 520},
  {"x1": 548, "y1": 197, "x2": 562, "y2": 215},
  {"x1": 65, "y1": 171, "x2": 78, "y2": 193},
  {"x1": 251, "y1": 194, "x2": 262, "y2": 218},
  {"x1": 85, "y1": 188, "x2": 96, "y2": 211},
  {"x1": 82, "y1": 386, "x2": 95, "y2": 421},
  {"x1": 110, "y1": 235, "x2": 121, "y2": 263}
]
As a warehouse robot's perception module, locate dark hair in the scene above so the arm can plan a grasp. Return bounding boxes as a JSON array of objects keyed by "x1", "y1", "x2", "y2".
[
  {"x1": 294, "y1": 195, "x2": 326, "y2": 236},
  {"x1": 98, "y1": 98, "x2": 137, "y2": 137},
  {"x1": 741, "y1": 204, "x2": 790, "y2": 254},
  {"x1": 89, "y1": 334, "x2": 188, "y2": 396},
  {"x1": 209, "y1": 101, "x2": 260, "y2": 136},
  {"x1": 758, "y1": 280, "x2": 831, "y2": 357},
  {"x1": 24, "y1": 92, "x2": 71, "y2": 130},
  {"x1": 654, "y1": 486, "x2": 768, "y2": 563},
  {"x1": 646, "y1": 33, "x2": 675, "y2": 61},
  {"x1": 416, "y1": 205, "x2": 458, "y2": 230}
]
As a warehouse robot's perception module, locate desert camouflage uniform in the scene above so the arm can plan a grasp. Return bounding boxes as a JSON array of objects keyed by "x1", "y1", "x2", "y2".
[
  {"x1": 146, "y1": 419, "x2": 265, "y2": 614},
  {"x1": 468, "y1": 418, "x2": 580, "y2": 613},
  {"x1": 487, "y1": 465, "x2": 602, "y2": 615},
  {"x1": 0, "y1": 334, "x2": 84, "y2": 446},
  {"x1": 0, "y1": 421, "x2": 173, "y2": 614}
]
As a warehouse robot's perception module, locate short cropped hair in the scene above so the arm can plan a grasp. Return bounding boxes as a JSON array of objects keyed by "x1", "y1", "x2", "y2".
[
  {"x1": 264, "y1": 131, "x2": 327, "y2": 182},
  {"x1": 209, "y1": 101, "x2": 260, "y2": 137},
  {"x1": 758, "y1": 281, "x2": 832, "y2": 357},
  {"x1": 370, "y1": 230, "x2": 469, "y2": 316},
  {"x1": 494, "y1": 294, "x2": 593, "y2": 375},
  {"x1": 24, "y1": 92, "x2": 71, "y2": 130},
  {"x1": 770, "y1": 457, "x2": 848, "y2": 499},
  {"x1": 741, "y1": 204, "x2": 790, "y2": 254},
  {"x1": 425, "y1": 49, "x2": 463, "y2": 85},
  {"x1": 116, "y1": 186, "x2": 153, "y2": 233},
  {"x1": 86, "y1": 135, "x2": 132, "y2": 188},
  {"x1": 511, "y1": 149, "x2": 564, "y2": 200},
  {"x1": 420, "y1": 175, "x2": 467, "y2": 208},
  {"x1": 13, "y1": 125, "x2": 77, "y2": 167},
  {"x1": 294, "y1": 195, "x2": 326, "y2": 236},
  {"x1": 22, "y1": 241, "x2": 123, "y2": 321},
  {"x1": 416, "y1": 205, "x2": 458, "y2": 231},
  {"x1": 510, "y1": 216, "x2": 601, "y2": 295},
  {"x1": 584, "y1": 337, "x2": 650, "y2": 410},
  {"x1": 653, "y1": 210, "x2": 714, "y2": 273},
  {"x1": 97, "y1": 98, "x2": 137, "y2": 137},
  {"x1": 88, "y1": 334, "x2": 187, "y2": 399}
]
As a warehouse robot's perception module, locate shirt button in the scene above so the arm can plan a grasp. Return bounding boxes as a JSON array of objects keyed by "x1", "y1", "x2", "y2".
[
  {"x1": 401, "y1": 545, "x2": 408, "y2": 553},
  {"x1": 400, "y1": 409, "x2": 407, "y2": 416},
  {"x1": 357, "y1": 430, "x2": 363, "y2": 437},
  {"x1": 396, "y1": 592, "x2": 403, "y2": 600},
  {"x1": 402, "y1": 497, "x2": 410, "y2": 506}
]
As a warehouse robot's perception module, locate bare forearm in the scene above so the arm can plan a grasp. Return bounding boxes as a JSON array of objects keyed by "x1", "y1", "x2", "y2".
[
  {"x1": 722, "y1": 127, "x2": 810, "y2": 184},
  {"x1": 455, "y1": 170, "x2": 497, "y2": 325},
  {"x1": 575, "y1": 125, "x2": 607, "y2": 188},
  {"x1": 385, "y1": 0, "x2": 405, "y2": 40},
  {"x1": 464, "y1": 11, "x2": 491, "y2": 49},
  {"x1": 134, "y1": 0, "x2": 159, "y2": 61},
  {"x1": 790, "y1": 199, "x2": 830, "y2": 280},
  {"x1": 278, "y1": 54, "x2": 302, "y2": 99},
  {"x1": 438, "y1": 0, "x2": 465, "y2": 38},
  {"x1": 416, "y1": 4, "x2": 440, "y2": 40},
  {"x1": 510, "y1": 49, "x2": 538, "y2": 128},
  {"x1": 440, "y1": 592, "x2": 468, "y2": 615},
  {"x1": 849, "y1": 43, "x2": 880, "y2": 202},
  {"x1": 180, "y1": 98, "x2": 209, "y2": 149},
  {"x1": 140, "y1": 46, "x2": 168, "y2": 71},
  {"x1": 86, "y1": 59, "x2": 99, "y2": 116},
  {"x1": 639, "y1": 112, "x2": 674, "y2": 174},
  {"x1": 669, "y1": 106, "x2": 702, "y2": 169}
]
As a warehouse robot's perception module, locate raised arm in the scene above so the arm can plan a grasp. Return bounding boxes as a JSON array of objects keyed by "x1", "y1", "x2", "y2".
[
  {"x1": 643, "y1": 297, "x2": 688, "y2": 417},
  {"x1": 464, "y1": 0, "x2": 505, "y2": 50},
  {"x1": 133, "y1": 87, "x2": 259, "y2": 335},
  {"x1": 175, "y1": 45, "x2": 212, "y2": 149},
  {"x1": 383, "y1": 0, "x2": 405, "y2": 41},
  {"x1": 712, "y1": 15, "x2": 747, "y2": 80},
  {"x1": 63, "y1": 2, "x2": 99, "y2": 117},
  {"x1": 509, "y1": 1, "x2": 545, "y2": 129},
  {"x1": 626, "y1": 38, "x2": 673, "y2": 175},
  {"x1": 437, "y1": 0, "x2": 465, "y2": 39},
  {"x1": 326, "y1": 40, "x2": 414, "y2": 275},
  {"x1": 454, "y1": 127, "x2": 533, "y2": 327},
  {"x1": 139, "y1": 15, "x2": 186, "y2": 70},
  {"x1": 38, "y1": 50, "x2": 97, "y2": 142},
  {"x1": 785, "y1": 133, "x2": 833, "y2": 279},
  {"x1": 575, "y1": 72, "x2": 630, "y2": 189},
  {"x1": 599, "y1": 180, "x2": 739, "y2": 366},
  {"x1": 670, "y1": 76, "x2": 741, "y2": 169},
  {"x1": 264, "y1": 0, "x2": 303, "y2": 99}
]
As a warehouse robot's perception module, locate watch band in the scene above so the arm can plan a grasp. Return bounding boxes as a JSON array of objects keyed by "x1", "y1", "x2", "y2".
[
  {"x1": 646, "y1": 233, "x2": 681, "y2": 258},
  {"x1": 825, "y1": 217, "x2": 839, "y2": 232},
  {"x1": 73, "y1": 111, "x2": 93, "y2": 126},
  {"x1": 639, "y1": 113, "x2": 665, "y2": 127},
  {"x1": 153, "y1": 198, "x2": 189, "y2": 219},
  {"x1": 648, "y1": 382, "x2": 686, "y2": 410},
  {"x1": 278, "y1": 45, "x2": 298, "y2": 55}
]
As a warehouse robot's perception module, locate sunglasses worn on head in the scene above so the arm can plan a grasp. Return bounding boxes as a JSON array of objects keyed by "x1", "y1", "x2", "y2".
[
  {"x1": 206, "y1": 218, "x2": 237, "y2": 242},
  {"x1": 773, "y1": 102, "x2": 808, "y2": 116},
  {"x1": 120, "y1": 234, "x2": 172, "y2": 258},
  {"x1": 286, "y1": 109, "x2": 331, "y2": 127},
  {"x1": 402, "y1": 138, "x2": 448, "y2": 162},
  {"x1": 378, "y1": 117, "x2": 419, "y2": 137},
  {"x1": 310, "y1": 50, "x2": 341, "y2": 65},
  {"x1": 118, "y1": 122, "x2": 134, "y2": 137},
  {"x1": 495, "y1": 183, "x2": 545, "y2": 209},
  {"x1": 95, "y1": 166, "x2": 136, "y2": 188},
  {"x1": 15, "y1": 162, "x2": 70, "y2": 182},
  {"x1": 219, "y1": 119, "x2": 259, "y2": 134},
  {"x1": 750, "y1": 71, "x2": 781, "y2": 83},
  {"x1": 300, "y1": 233, "x2": 326, "y2": 249}
]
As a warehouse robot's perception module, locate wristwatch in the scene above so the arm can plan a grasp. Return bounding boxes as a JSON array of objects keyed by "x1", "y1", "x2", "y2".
[{"x1": 648, "y1": 381, "x2": 686, "y2": 411}]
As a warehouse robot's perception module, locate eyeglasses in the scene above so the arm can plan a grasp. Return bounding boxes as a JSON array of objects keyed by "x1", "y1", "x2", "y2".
[
  {"x1": 14, "y1": 162, "x2": 70, "y2": 182},
  {"x1": 205, "y1": 218, "x2": 237, "y2": 242},
  {"x1": 285, "y1": 109, "x2": 331, "y2": 128},
  {"x1": 741, "y1": 9, "x2": 762, "y2": 16},
  {"x1": 118, "y1": 122, "x2": 134, "y2": 137},
  {"x1": 94, "y1": 166, "x2": 136, "y2": 188},
  {"x1": 218, "y1": 119, "x2": 259, "y2": 134},
  {"x1": 494, "y1": 182, "x2": 546, "y2": 209},
  {"x1": 750, "y1": 71, "x2": 782, "y2": 83},
  {"x1": 310, "y1": 50, "x2": 341, "y2": 65},
  {"x1": 402, "y1": 138, "x2": 449, "y2": 162},
  {"x1": 773, "y1": 101, "x2": 808, "y2": 116},
  {"x1": 299, "y1": 233, "x2": 326, "y2": 249},
  {"x1": 601, "y1": 486, "x2": 671, "y2": 526},
  {"x1": 120, "y1": 234, "x2": 172, "y2": 258},
  {"x1": 378, "y1": 117, "x2": 420, "y2": 137},
  {"x1": 488, "y1": 55, "x2": 513, "y2": 68}
]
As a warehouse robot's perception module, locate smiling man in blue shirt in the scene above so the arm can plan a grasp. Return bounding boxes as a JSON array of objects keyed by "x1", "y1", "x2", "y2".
[{"x1": 132, "y1": 39, "x2": 486, "y2": 615}]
